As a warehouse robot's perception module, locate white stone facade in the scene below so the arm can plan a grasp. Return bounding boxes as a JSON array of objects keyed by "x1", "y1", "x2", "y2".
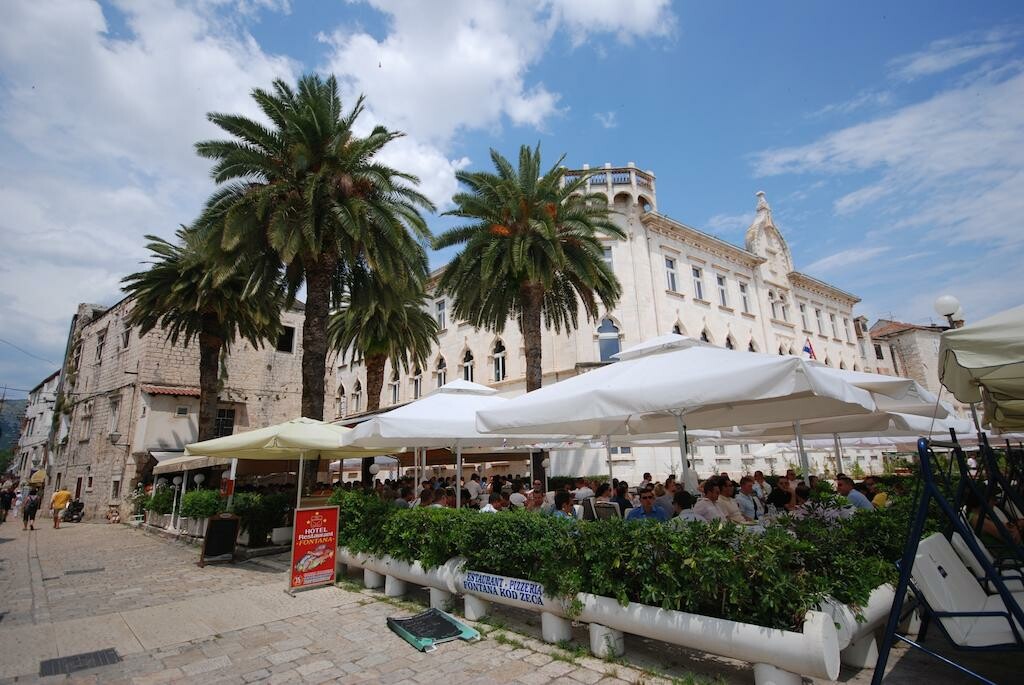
[
  {"x1": 333, "y1": 164, "x2": 885, "y2": 481},
  {"x1": 15, "y1": 370, "x2": 60, "y2": 485}
]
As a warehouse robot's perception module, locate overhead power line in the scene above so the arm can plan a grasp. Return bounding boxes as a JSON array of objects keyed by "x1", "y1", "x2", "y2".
[{"x1": 0, "y1": 338, "x2": 56, "y2": 366}]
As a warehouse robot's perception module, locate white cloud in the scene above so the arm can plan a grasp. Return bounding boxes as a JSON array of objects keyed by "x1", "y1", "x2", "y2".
[
  {"x1": 594, "y1": 111, "x2": 618, "y2": 128},
  {"x1": 810, "y1": 89, "x2": 892, "y2": 118},
  {"x1": 550, "y1": 0, "x2": 676, "y2": 46},
  {"x1": 888, "y1": 29, "x2": 1017, "y2": 81},
  {"x1": 803, "y1": 246, "x2": 890, "y2": 276},
  {"x1": 703, "y1": 212, "x2": 752, "y2": 236}
]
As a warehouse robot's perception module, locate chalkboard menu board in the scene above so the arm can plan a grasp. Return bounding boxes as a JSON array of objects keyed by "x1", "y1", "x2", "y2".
[{"x1": 199, "y1": 513, "x2": 240, "y2": 567}]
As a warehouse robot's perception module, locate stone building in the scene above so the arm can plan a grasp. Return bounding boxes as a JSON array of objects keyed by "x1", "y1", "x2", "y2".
[
  {"x1": 333, "y1": 163, "x2": 884, "y2": 481},
  {"x1": 869, "y1": 319, "x2": 969, "y2": 417},
  {"x1": 15, "y1": 370, "x2": 60, "y2": 486},
  {"x1": 48, "y1": 299, "x2": 317, "y2": 521}
]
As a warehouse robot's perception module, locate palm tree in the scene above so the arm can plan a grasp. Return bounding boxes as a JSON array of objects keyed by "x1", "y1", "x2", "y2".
[
  {"x1": 328, "y1": 265, "x2": 439, "y2": 413},
  {"x1": 122, "y1": 227, "x2": 284, "y2": 441},
  {"x1": 194, "y1": 74, "x2": 434, "y2": 420},
  {"x1": 434, "y1": 144, "x2": 624, "y2": 391}
]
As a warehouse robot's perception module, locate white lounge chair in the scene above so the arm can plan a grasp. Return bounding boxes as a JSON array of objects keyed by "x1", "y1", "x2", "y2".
[{"x1": 913, "y1": 533, "x2": 1024, "y2": 647}]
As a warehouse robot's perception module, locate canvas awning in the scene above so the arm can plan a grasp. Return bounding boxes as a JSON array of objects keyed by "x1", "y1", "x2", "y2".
[
  {"x1": 153, "y1": 455, "x2": 232, "y2": 474},
  {"x1": 29, "y1": 469, "x2": 46, "y2": 485}
]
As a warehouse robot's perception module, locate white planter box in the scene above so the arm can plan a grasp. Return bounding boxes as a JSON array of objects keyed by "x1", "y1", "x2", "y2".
[
  {"x1": 182, "y1": 517, "x2": 209, "y2": 537},
  {"x1": 271, "y1": 526, "x2": 293, "y2": 545}
]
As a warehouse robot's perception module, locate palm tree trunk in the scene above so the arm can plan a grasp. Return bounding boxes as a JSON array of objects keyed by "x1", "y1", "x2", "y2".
[
  {"x1": 365, "y1": 353, "x2": 387, "y2": 412},
  {"x1": 300, "y1": 256, "x2": 336, "y2": 420},
  {"x1": 520, "y1": 285, "x2": 544, "y2": 392},
  {"x1": 197, "y1": 325, "x2": 223, "y2": 442}
]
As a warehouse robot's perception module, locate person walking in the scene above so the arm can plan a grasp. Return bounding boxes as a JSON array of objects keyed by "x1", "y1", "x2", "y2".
[
  {"x1": 50, "y1": 485, "x2": 72, "y2": 529},
  {"x1": 22, "y1": 488, "x2": 41, "y2": 531},
  {"x1": 0, "y1": 486, "x2": 14, "y2": 523}
]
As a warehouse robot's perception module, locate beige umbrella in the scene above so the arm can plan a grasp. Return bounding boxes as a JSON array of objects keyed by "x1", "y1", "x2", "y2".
[{"x1": 185, "y1": 417, "x2": 393, "y2": 510}]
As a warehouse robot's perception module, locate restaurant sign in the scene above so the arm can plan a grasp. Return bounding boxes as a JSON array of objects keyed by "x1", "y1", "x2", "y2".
[{"x1": 289, "y1": 506, "x2": 339, "y2": 591}]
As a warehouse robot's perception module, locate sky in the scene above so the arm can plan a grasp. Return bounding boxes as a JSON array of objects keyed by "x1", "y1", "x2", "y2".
[{"x1": 2, "y1": 0, "x2": 1023, "y2": 397}]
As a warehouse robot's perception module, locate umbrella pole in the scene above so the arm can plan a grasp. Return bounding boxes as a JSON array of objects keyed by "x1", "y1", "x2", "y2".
[
  {"x1": 832, "y1": 433, "x2": 844, "y2": 475},
  {"x1": 675, "y1": 414, "x2": 692, "y2": 494},
  {"x1": 605, "y1": 436, "x2": 614, "y2": 481},
  {"x1": 296, "y1": 452, "x2": 304, "y2": 511},
  {"x1": 226, "y1": 458, "x2": 237, "y2": 510},
  {"x1": 794, "y1": 421, "x2": 810, "y2": 485},
  {"x1": 455, "y1": 444, "x2": 462, "y2": 508}
]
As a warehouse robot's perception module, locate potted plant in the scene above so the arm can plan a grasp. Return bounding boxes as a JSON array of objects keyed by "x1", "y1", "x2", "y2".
[
  {"x1": 145, "y1": 486, "x2": 175, "y2": 527},
  {"x1": 179, "y1": 489, "x2": 225, "y2": 536}
]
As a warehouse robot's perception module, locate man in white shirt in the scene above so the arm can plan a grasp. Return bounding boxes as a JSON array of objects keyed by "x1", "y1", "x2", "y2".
[
  {"x1": 479, "y1": 493, "x2": 504, "y2": 513},
  {"x1": 572, "y1": 478, "x2": 595, "y2": 501},
  {"x1": 735, "y1": 477, "x2": 764, "y2": 521},
  {"x1": 466, "y1": 473, "x2": 482, "y2": 504},
  {"x1": 693, "y1": 479, "x2": 726, "y2": 523},
  {"x1": 715, "y1": 479, "x2": 747, "y2": 524},
  {"x1": 509, "y1": 481, "x2": 528, "y2": 508}
]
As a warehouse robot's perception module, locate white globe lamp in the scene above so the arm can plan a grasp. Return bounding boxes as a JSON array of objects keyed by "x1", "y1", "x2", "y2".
[
  {"x1": 933, "y1": 295, "x2": 960, "y2": 318},
  {"x1": 193, "y1": 473, "x2": 206, "y2": 485},
  {"x1": 172, "y1": 476, "x2": 183, "y2": 486},
  {"x1": 368, "y1": 464, "x2": 381, "y2": 475},
  {"x1": 541, "y1": 458, "x2": 550, "y2": 469}
]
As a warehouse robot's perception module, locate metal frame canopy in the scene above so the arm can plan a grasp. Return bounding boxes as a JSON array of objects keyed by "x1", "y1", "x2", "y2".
[{"x1": 939, "y1": 304, "x2": 1024, "y2": 430}]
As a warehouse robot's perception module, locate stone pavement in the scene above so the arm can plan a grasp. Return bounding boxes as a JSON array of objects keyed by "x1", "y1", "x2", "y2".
[{"x1": 0, "y1": 521, "x2": 1021, "y2": 684}]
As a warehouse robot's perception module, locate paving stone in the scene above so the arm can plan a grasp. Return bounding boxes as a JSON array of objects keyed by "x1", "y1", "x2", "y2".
[
  {"x1": 242, "y1": 668, "x2": 271, "y2": 682},
  {"x1": 566, "y1": 668, "x2": 604, "y2": 684},
  {"x1": 295, "y1": 660, "x2": 333, "y2": 677},
  {"x1": 181, "y1": 655, "x2": 232, "y2": 676},
  {"x1": 266, "y1": 647, "x2": 309, "y2": 665}
]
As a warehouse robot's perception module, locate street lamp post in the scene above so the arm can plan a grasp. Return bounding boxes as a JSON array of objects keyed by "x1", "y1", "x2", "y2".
[{"x1": 933, "y1": 295, "x2": 964, "y2": 329}]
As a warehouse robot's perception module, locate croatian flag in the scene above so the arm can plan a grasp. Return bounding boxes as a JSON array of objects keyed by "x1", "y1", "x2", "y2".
[{"x1": 802, "y1": 337, "x2": 817, "y2": 360}]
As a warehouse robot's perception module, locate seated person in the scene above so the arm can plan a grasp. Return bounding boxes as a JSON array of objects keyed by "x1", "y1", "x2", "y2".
[
  {"x1": 553, "y1": 490, "x2": 576, "y2": 520},
  {"x1": 715, "y1": 479, "x2": 747, "y2": 523},
  {"x1": 735, "y1": 476, "x2": 765, "y2": 521},
  {"x1": 394, "y1": 486, "x2": 415, "y2": 509},
  {"x1": 654, "y1": 481, "x2": 677, "y2": 518},
  {"x1": 965, "y1": 489, "x2": 1021, "y2": 545},
  {"x1": 526, "y1": 488, "x2": 547, "y2": 511},
  {"x1": 419, "y1": 488, "x2": 436, "y2": 507},
  {"x1": 693, "y1": 478, "x2": 726, "y2": 522},
  {"x1": 594, "y1": 482, "x2": 612, "y2": 502},
  {"x1": 836, "y1": 476, "x2": 874, "y2": 510},
  {"x1": 766, "y1": 477, "x2": 796, "y2": 511},
  {"x1": 611, "y1": 483, "x2": 634, "y2": 513},
  {"x1": 572, "y1": 478, "x2": 595, "y2": 500},
  {"x1": 479, "y1": 493, "x2": 504, "y2": 513},
  {"x1": 625, "y1": 489, "x2": 668, "y2": 522},
  {"x1": 863, "y1": 477, "x2": 888, "y2": 508},
  {"x1": 509, "y1": 481, "x2": 528, "y2": 508},
  {"x1": 752, "y1": 471, "x2": 772, "y2": 499},
  {"x1": 667, "y1": 490, "x2": 702, "y2": 529}
]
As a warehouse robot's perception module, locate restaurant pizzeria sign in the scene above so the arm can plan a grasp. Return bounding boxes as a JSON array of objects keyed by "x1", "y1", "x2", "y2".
[{"x1": 290, "y1": 506, "x2": 339, "y2": 591}]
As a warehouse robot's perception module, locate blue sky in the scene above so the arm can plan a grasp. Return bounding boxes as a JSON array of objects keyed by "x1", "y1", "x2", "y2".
[{"x1": 1, "y1": 0, "x2": 1023, "y2": 397}]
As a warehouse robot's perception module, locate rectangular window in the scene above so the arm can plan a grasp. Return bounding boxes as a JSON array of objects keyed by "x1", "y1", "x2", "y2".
[
  {"x1": 276, "y1": 326, "x2": 295, "y2": 353},
  {"x1": 665, "y1": 257, "x2": 677, "y2": 292},
  {"x1": 80, "y1": 402, "x2": 93, "y2": 441},
  {"x1": 815, "y1": 308, "x2": 825, "y2": 335},
  {"x1": 602, "y1": 246, "x2": 613, "y2": 271},
  {"x1": 175, "y1": 406, "x2": 189, "y2": 417},
  {"x1": 390, "y1": 381, "x2": 399, "y2": 405},
  {"x1": 351, "y1": 391, "x2": 361, "y2": 413},
  {"x1": 413, "y1": 375, "x2": 422, "y2": 399},
  {"x1": 739, "y1": 283, "x2": 750, "y2": 313},
  {"x1": 830, "y1": 313, "x2": 839, "y2": 338},
  {"x1": 72, "y1": 344, "x2": 82, "y2": 372},
  {"x1": 692, "y1": 267, "x2": 704, "y2": 301},
  {"x1": 436, "y1": 368, "x2": 446, "y2": 388},
  {"x1": 95, "y1": 330, "x2": 106, "y2": 362},
  {"x1": 620, "y1": 446, "x2": 632, "y2": 455},
  {"x1": 874, "y1": 344, "x2": 885, "y2": 360},
  {"x1": 121, "y1": 327, "x2": 131, "y2": 349},
  {"x1": 215, "y1": 408, "x2": 235, "y2": 437},
  {"x1": 108, "y1": 398, "x2": 120, "y2": 434},
  {"x1": 740, "y1": 443, "x2": 750, "y2": 455},
  {"x1": 463, "y1": 362, "x2": 474, "y2": 382},
  {"x1": 436, "y1": 300, "x2": 446, "y2": 330},
  {"x1": 843, "y1": 318, "x2": 852, "y2": 342},
  {"x1": 714, "y1": 444, "x2": 726, "y2": 455},
  {"x1": 493, "y1": 354, "x2": 506, "y2": 382},
  {"x1": 800, "y1": 303, "x2": 809, "y2": 330},
  {"x1": 86, "y1": 476, "x2": 93, "y2": 490},
  {"x1": 716, "y1": 275, "x2": 728, "y2": 307},
  {"x1": 110, "y1": 479, "x2": 121, "y2": 501}
]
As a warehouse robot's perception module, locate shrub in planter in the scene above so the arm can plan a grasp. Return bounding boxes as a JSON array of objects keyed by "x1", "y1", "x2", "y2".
[
  {"x1": 145, "y1": 487, "x2": 175, "y2": 514},
  {"x1": 230, "y1": 492, "x2": 293, "y2": 547},
  {"x1": 179, "y1": 489, "x2": 226, "y2": 519}
]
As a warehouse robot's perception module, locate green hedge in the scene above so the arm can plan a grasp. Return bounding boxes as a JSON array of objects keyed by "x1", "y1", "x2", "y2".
[
  {"x1": 179, "y1": 489, "x2": 226, "y2": 519},
  {"x1": 330, "y1": 490, "x2": 932, "y2": 630},
  {"x1": 229, "y1": 491, "x2": 294, "y2": 547},
  {"x1": 145, "y1": 486, "x2": 175, "y2": 514}
]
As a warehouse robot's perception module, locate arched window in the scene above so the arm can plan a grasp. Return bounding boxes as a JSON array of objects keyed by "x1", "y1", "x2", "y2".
[
  {"x1": 769, "y1": 291, "x2": 779, "y2": 319},
  {"x1": 389, "y1": 369, "x2": 400, "y2": 405},
  {"x1": 725, "y1": 336, "x2": 735, "y2": 350},
  {"x1": 700, "y1": 329, "x2": 710, "y2": 343},
  {"x1": 492, "y1": 340, "x2": 506, "y2": 382},
  {"x1": 839, "y1": 361, "x2": 847, "y2": 370},
  {"x1": 351, "y1": 380, "x2": 362, "y2": 414},
  {"x1": 336, "y1": 383, "x2": 346, "y2": 417},
  {"x1": 597, "y1": 318, "x2": 621, "y2": 361},
  {"x1": 671, "y1": 323, "x2": 682, "y2": 335},
  {"x1": 824, "y1": 357, "x2": 832, "y2": 367},
  {"x1": 462, "y1": 350, "x2": 474, "y2": 382},
  {"x1": 748, "y1": 341, "x2": 756, "y2": 353},
  {"x1": 412, "y1": 367, "x2": 422, "y2": 399},
  {"x1": 779, "y1": 295, "x2": 789, "y2": 322},
  {"x1": 436, "y1": 358, "x2": 447, "y2": 388},
  {"x1": 778, "y1": 345, "x2": 786, "y2": 356}
]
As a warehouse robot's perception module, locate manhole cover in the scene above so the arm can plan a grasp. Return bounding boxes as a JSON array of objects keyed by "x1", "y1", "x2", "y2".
[
  {"x1": 65, "y1": 567, "x2": 105, "y2": 575},
  {"x1": 39, "y1": 648, "x2": 121, "y2": 676}
]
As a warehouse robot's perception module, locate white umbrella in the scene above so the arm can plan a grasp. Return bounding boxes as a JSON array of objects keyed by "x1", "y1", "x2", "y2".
[
  {"x1": 477, "y1": 334, "x2": 877, "y2": 488},
  {"x1": 809, "y1": 365, "x2": 949, "y2": 418},
  {"x1": 939, "y1": 304, "x2": 1024, "y2": 430},
  {"x1": 341, "y1": 379, "x2": 560, "y2": 505}
]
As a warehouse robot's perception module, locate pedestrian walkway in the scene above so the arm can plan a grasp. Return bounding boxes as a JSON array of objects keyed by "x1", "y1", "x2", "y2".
[{"x1": 1, "y1": 522, "x2": 1020, "y2": 684}]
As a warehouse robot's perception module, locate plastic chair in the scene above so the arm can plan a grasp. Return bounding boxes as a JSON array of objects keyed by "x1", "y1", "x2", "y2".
[{"x1": 594, "y1": 501, "x2": 621, "y2": 520}]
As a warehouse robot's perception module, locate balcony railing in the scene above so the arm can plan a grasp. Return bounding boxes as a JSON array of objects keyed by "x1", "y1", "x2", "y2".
[{"x1": 563, "y1": 167, "x2": 654, "y2": 191}]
